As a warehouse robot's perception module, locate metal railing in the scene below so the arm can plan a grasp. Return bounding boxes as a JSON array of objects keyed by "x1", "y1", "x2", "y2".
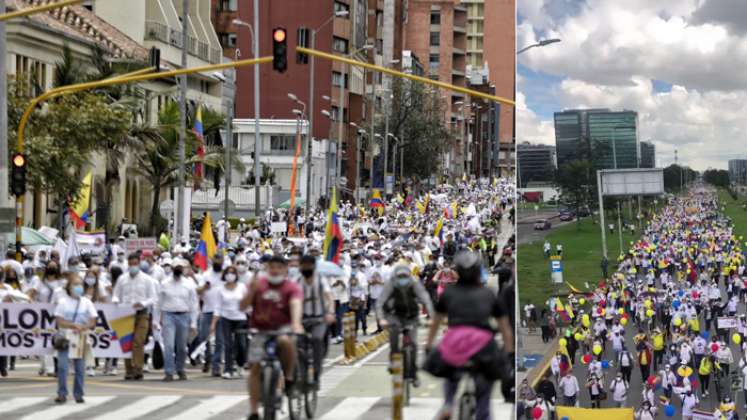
[
  {"x1": 145, "y1": 20, "x2": 220, "y2": 63},
  {"x1": 145, "y1": 21, "x2": 169, "y2": 43}
]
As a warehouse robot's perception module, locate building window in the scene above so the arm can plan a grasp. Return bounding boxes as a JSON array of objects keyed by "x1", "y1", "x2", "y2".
[
  {"x1": 219, "y1": 0, "x2": 237, "y2": 11},
  {"x1": 430, "y1": 10, "x2": 440, "y2": 24},
  {"x1": 219, "y1": 33, "x2": 237, "y2": 48},
  {"x1": 15, "y1": 54, "x2": 47, "y2": 95},
  {"x1": 332, "y1": 71, "x2": 348, "y2": 88},
  {"x1": 429, "y1": 54, "x2": 439, "y2": 71},
  {"x1": 333, "y1": 37, "x2": 348, "y2": 54},
  {"x1": 331, "y1": 106, "x2": 347, "y2": 122},
  {"x1": 334, "y1": 1, "x2": 350, "y2": 16},
  {"x1": 430, "y1": 32, "x2": 440, "y2": 46},
  {"x1": 270, "y1": 135, "x2": 296, "y2": 154}
]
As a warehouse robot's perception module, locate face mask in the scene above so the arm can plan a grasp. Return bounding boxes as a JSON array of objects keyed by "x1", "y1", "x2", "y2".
[
  {"x1": 225, "y1": 273, "x2": 237, "y2": 282},
  {"x1": 301, "y1": 268, "x2": 314, "y2": 278},
  {"x1": 396, "y1": 277, "x2": 410, "y2": 287},
  {"x1": 288, "y1": 267, "x2": 300, "y2": 278},
  {"x1": 72, "y1": 285, "x2": 84, "y2": 297},
  {"x1": 84, "y1": 276, "x2": 96, "y2": 286},
  {"x1": 268, "y1": 274, "x2": 284, "y2": 285},
  {"x1": 237, "y1": 264, "x2": 248, "y2": 273},
  {"x1": 139, "y1": 261, "x2": 150, "y2": 273},
  {"x1": 129, "y1": 266, "x2": 140, "y2": 276},
  {"x1": 213, "y1": 262, "x2": 223, "y2": 272},
  {"x1": 46, "y1": 268, "x2": 58, "y2": 277},
  {"x1": 173, "y1": 267, "x2": 183, "y2": 278}
]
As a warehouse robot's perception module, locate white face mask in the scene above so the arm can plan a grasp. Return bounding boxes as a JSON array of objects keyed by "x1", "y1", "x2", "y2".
[
  {"x1": 288, "y1": 267, "x2": 300, "y2": 277},
  {"x1": 225, "y1": 273, "x2": 237, "y2": 282},
  {"x1": 164, "y1": 266, "x2": 172, "y2": 274},
  {"x1": 236, "y1": 264, "x2": 248, "y2": 273},
  {"x1": 84, "y1": 276, "x2": 97, "y2": 286},
  {"x1": 268, "y1": 274, "x2": 284, "y2": 285}
]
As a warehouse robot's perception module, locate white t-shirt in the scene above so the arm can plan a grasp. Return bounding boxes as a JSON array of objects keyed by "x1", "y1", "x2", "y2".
[
  {"x1": 54, "y1": 295, "x2": 97, "y2": 325},
  {"x1": 29, "y1": 276, "x2": 64, "y2": 303},
  {"x1": 215, "y1": 283, "x2": 248, "y2": 321},
  {"x1": 199, "y1": 270, "x2": 224, "y2": 313}
]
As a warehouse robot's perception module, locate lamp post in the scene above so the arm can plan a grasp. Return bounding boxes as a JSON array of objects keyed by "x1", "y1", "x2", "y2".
[
  {"x1": 233, "y1": 14, "x2": 262, "y2": 217},
  {"x1": 350, "y1": 122, "x2": 366, "y2": 203},
  {"x1": 306, "y1": 10, "x2": 349, "y2": 214}
]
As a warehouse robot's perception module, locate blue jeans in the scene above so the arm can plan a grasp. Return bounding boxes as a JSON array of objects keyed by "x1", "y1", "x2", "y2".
[
  {"x1": 444, "y1": 373, "x2": 493, "y2": 420},
  {"x1": 57, "y1": 349, "x2": 85, "y2": 398},
  {"x1": 221, "y1": 318, "x2": 247, "y2": 374},
  {"x1": 162, "y1": 312, "x2": 191, "y2": 375},
  {"x1": 334, "y1": 301, "x2": 348, "y2": 337},
  {"x1": 198, "y1": 312, "x2": 223, "y2": 372}
]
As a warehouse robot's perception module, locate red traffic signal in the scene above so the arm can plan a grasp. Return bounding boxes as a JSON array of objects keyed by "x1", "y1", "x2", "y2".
[
  {"x1": 10, "y1": 152, "x2": 26, "y2": 196},
  {"x1": 272, "y1": 27, "x2": 287, "y2": 73}
]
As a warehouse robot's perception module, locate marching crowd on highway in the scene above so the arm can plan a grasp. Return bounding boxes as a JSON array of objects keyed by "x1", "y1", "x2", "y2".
[
  {"x1": 521, "y1": 187, "x2": 747, "y2": 420},
  {"x1": 0, "y1": 178, "x2": 515, "y2": 420}
]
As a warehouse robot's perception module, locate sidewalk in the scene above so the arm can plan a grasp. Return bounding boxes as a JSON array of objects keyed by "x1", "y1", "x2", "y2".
[{"x1": 516, "y1": 326, "x2": 557, "y2": 386}]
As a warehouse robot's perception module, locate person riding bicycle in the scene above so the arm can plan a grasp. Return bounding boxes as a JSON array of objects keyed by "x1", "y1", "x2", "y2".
[
  {"x1": 376, "y1": 263, "x2": 434, "y2": 387},
  {"x1": 239, "y1": 255, "x2": 304, "y2": 420},
  {"x1": 424, "y1": 250, "x2": 514, "y2": 420},
  {"x1": 297, "y1": 254, "x2": 335, "y2": 385}
]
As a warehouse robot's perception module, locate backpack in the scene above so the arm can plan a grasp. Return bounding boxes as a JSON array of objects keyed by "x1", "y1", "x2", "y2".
[
  {"x1": 621, "y1": 351, "x2": 631, "y2": 367},
  {"x1": 390, "y1": 283, "x2": 419, "y2": 320}
]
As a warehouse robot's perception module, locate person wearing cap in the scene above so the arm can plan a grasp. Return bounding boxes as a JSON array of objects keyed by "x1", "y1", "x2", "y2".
[
  {"x1": 112, "y1": 254, "x2": 159, "y2": 380},
  {"x1": 158, "y1": 256, "x2": 199, "y2": 382},
  {"x1": 239, "y1": 255, "x2": 303, "y2": 420}
]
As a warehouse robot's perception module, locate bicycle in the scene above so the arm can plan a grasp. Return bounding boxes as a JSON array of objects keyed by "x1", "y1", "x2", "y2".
[
  {"x1": 253, "y1": 330, "x2": 292, "y2": 420},
  {"x1": 401, "y1": 325, "x2": 417, "y2": 407},
  {"x1": 288, "y1": 328, "x2": 318, "y2": 420},
  {"x1": 452, "y1": 363, "x2": 478, "y2": 420}
]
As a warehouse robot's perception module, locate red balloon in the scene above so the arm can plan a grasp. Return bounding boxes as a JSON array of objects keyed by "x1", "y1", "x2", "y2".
[
  {"x1": 711, "y1": 343, "x2": 719, "y2": 352},
  {"x1": 692, "y1": 291, "x2": 699, "y2": 299},
  {"x1": 597, "y1": 307, "x2": 604, "y2": 315},
  {"x1": 582, "y1": 354, "x2": 592, "y2": 364},
  {"x1": 622, "y1": 312, "x2": 630, "y2": 320},
  {"x1": 647, "y1": 375, "x2": 657, "y2": 386},
  {"x1": 532, "y1": 406, "x2": 543, "y2": 419}
]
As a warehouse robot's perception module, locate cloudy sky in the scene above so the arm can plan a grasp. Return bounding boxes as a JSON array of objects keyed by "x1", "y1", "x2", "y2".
[{"x1": 517, "y1": 0, "x2": 747, "y2": 170}]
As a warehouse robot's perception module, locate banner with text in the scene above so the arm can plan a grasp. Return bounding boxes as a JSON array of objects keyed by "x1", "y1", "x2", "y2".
[{"x1": 0, "y1": 303, "x2": 135, "y2": 357}]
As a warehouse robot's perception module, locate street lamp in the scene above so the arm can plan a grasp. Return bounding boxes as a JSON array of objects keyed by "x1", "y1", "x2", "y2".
[
  {"x1": 305, "y1": 9, "x2": 350, "y2": 214},
  {"x1": 233, "y1": 13, "x2": 262, "y2": 217},
  {"x1": 517, "y1": 38, "x2": 561, "y2": 55}
]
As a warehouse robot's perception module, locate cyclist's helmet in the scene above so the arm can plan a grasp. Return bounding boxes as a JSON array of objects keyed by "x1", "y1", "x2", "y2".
[{"x1": 454, "y1": 250, "x2": 481, "y2": 285}]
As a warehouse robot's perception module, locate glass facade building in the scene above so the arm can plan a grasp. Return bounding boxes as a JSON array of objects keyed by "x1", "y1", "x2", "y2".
[
  {"x1": 554, "y1": 109, "x2": 639, "y2": 170},
  {"x1": 640, "y1": 141, "x2": 656, "y2": 168},
  {"x1": 729, "y1": 159, "x2": 747, "y2": 185},
  {"x1": 517, "y1": 143, "x2": 556, "y2": 188}
]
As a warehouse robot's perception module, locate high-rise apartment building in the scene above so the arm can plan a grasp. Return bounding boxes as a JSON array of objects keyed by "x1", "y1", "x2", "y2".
[
  {"x1": 517, "y1": 143, "x2": 556, "y2": 188},
  {"x1": 729, "y1": 159, "x2": 747, "y2": 185},
  {"x1": 640, "y1": 141, "x2": 656, "y2": 168}
]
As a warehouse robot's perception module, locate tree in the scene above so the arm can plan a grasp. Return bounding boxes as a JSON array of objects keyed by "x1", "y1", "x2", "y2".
[
  {"x1": 703, "y1": 169, "x2": 729, "y2": 188},
  {"x1": 556, "y1": 159, "x2": 593, "y2": 229},
  {"x1": 663, "y1": 164, "x2": 698, "y2": 193}
]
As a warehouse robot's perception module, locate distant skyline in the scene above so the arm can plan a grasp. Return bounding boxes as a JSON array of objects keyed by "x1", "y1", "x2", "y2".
[{"x1": 517, "y1": 0, "x2": 747, "y2": 170}]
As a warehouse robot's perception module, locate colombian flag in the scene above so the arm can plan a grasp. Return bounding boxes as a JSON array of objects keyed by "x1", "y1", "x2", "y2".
[
  {"x1": 193, "y1": 105, "x2": 205, "y2": 188},
  {"x1": 69, "y1": 171, "x2": 93, "y2": 229},
  {"x1": 323, "y1": 188, "x2": 344, "y2": 264},
  {"x1": 109, "y1": 314, "x2": 135, "y2": 353},
  {"x1": 370, "y1": 189, "x2": 385, "y2": 216},
  {"x1": 194, "y1": 212, "x2": 217, "y2": 271},
  {"x1": 434, "y1": 218, "x2": 444, "y2": 244}
]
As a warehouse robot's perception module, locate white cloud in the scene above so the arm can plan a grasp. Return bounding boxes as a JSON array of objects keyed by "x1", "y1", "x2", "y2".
[
  {"x1": 518, "y1": 0, "x2": 747, "y2": 170},
  {"x1": 516, "y1": 92, "x2": 555, "y2": 146}
]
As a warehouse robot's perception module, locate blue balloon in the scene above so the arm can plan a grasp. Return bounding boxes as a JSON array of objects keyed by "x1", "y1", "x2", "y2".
[
  {"x1": 702, "y1": 331, "x2": 710, "y2": 339},
  {"x1": 672, "y1": 300, "x2": 681, "y2": 309},
  {"x1": 561, "y1": 418, "x2": 570, "y2": 420},
  {"x1": 678, "y1": 290, "x2": 685, "y2": 297},
  {"x1": 665, "y1": 404, "x2": 675, "y2": 417},
  {"x1": 601, "y1": 360, "x2": 610, "y2": 369}
]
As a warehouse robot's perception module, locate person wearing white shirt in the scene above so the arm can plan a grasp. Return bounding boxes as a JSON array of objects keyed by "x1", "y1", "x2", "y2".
[
  {"x1": 235, "y1": 256, "x2": 253, "y2": 284},
  {"x1": 330, "y1": 273, "x2": 349, "y2": 344},
  {"x1": 210, "y1": 266, "x2": 248, "y2": 379},
  {"x1": 367, "y1": 259, "x2": 385, "y2": 334},
  {"x1": 558, "y1": 370, "x2": 579, "y2": 406},
  {"x1": 196, "y1": 254, "x2": 226, "y2": 376},
  {"x1": 53, "y1": 277, "x2": 98, "y2": 404},
  {"x1": 112, "y1": 254, "x2": 158, "y2": 380},
  {"x1": 681, "y1": 389, "x2": 699, "y2": 419},
  {"x1": 609, "y1": 372, "x2": 629, "y2": 407},
  {"x1": 158, "y1": 261, "x2": 199, "y2": 382},
  {"x1": 27, "y1": 261, "x2": 65, "y2": 376}
]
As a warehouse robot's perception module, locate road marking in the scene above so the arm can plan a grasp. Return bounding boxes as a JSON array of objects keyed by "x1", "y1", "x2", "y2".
[
  {"x1": 89, "y1": 395, "x2": 181, "y2": 420},
  {"x1": 161, "y1": 395, "x2": 245, "y2": 419},
  {"x1": 84, "y1": 379, "x2": 245, "y2": 396},
  {"x1": 318, "y1": 397, "x2": 379, "y2": 419},
  {"x1": 0, "y1": 397, "x2": 46, "y2": 414},
  {"x1": 323, "y1": 355, "x2": 344, "y2": 368},
  {"x1": 17, "y1": 396, "x2": 114, "y2": 420},
  {"x1": 319, "y1": 366, "x2": 357, "y2": 396}
]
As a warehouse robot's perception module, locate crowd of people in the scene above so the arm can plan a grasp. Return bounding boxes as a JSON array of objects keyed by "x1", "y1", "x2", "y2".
[
  {"x1": 522, "y1": 187, "x2": 747, "y2": 419},
  {"x1": 0, "y1": 178, "x2": 516, "y2": 420}
]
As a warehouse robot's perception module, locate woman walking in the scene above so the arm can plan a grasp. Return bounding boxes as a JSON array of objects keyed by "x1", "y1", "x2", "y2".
[
  {"x1": 211, "y1": 266, "x2": 248, "y2": 379},
  {"x1": 54, "y1": 275, "x2": 98, "y2": 403}
]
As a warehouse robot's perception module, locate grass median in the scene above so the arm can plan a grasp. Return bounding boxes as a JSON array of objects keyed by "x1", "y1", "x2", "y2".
[
  {"x1": 718, "y1": 188, "x2": 747, "y2": 240},
  {"x1": 518, "y1": 216, "x2": 638, "y2": 311}
]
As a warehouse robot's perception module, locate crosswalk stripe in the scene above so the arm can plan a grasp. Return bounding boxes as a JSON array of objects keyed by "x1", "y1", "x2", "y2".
[
  {"x1": 403, "y1": 398, "x2": 441, "y2": 419},
  {"x1": 160, "y1": 396, "x2": 245, "y2": 420},
  {"x1": 0, "y1": 397, "x2": 46, "y2": 414},
  {"x1": 88, "y1": 395, "x2": 181, "y2": 420},
  {"x1": 16, "y1": 396, "x2": 114, "y2": 420},
  {"x1": 318, "y1": 397, "x2": 379, "y2": 420}
]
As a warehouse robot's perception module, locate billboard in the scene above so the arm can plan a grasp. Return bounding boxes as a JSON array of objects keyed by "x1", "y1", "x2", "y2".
[{"x1": 599, "y1": 168, "x2": 664, "y2": 196}]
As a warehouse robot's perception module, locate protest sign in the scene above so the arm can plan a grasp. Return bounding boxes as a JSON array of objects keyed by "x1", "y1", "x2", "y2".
[{"x1": 0, "y1": 303, "x2": 135, "y2": 358}]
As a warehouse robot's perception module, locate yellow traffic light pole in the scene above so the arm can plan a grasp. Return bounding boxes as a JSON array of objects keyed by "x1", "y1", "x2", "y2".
[
  {"x1": 0, "y1": 0, "x2": 84, "y2": 22},
  {"x1": 14, "y1": 57, "x2": 273, "y2": 259}
]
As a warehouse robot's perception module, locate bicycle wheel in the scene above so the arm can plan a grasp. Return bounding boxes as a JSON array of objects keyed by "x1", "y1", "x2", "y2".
[
  {"x1": 402, "y1": 345, "x2": 413, "y2": 406},
  {"x1": 262, "y1": 365, "x2": 279, "y2": 420},
  {"x1": 457, "y1": 392, "x2": 476, "y2": 420},
  {"x1": 288, "y1": 365, "x2": 303, "y2": 420}
]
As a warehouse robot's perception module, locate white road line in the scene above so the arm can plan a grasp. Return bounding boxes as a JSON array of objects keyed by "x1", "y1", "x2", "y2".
[
  {"x1": 319, "y1": 366, "x2": 357, "y2": 396},
  {"x1": 0, "y1": 397, "x2": 46, "y2": 414},
  {"x1": 17, "y1": 396, "x2": 114, "y2": 420},
  {"x1": 323, "y1": 354, "x2": 344, "y2": 368},
  {"x1": 492, "y1": 402, "x2": 514, "y2": 420},
  {"x1": 318, "y1": 397, "x2": 380, "y2": 420},
  {"x1": 161, "y1": 395, "x2": 245, "y2": 420},
  {"x1": 89, "y1": 395, "x2": 181, "y2": 420}
]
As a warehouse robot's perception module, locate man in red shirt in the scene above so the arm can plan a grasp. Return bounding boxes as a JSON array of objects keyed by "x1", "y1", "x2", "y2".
[{"x1": 240, "y1": 255, "x2": 303, "y2": 420}]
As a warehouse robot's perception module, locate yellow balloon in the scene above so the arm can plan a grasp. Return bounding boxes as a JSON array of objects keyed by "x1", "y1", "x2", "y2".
[
  {"x1": 575, "y1": 333, "x2": 584, "y2": 341},
  {"x1": 593, "y1": 344, "x2": 602, "y2": 355},
  {"x1": 644, "y1": 300, "x2": 652, "y2": 308},
  {"x1": 579, "y1": 298, "x2": 586, "y2": 305},
  {"x1": 646, "y1": 309, "x2": 654, "y2": 317},
  {"x1": 559, "y1": 338, "x2": 567, "y2": 347},
  {"x1": 734, "y1": 334, "x2": 742, "y2": 345},
  {"x1": 620, "y1": 317, "x2": 628, "y2": 326},
  {"x1": 617, "y1": 308, "x2": 624, "y2": 315},
  {"x1": 673, "y1": 318, "x2": 682, "y2": 327}
]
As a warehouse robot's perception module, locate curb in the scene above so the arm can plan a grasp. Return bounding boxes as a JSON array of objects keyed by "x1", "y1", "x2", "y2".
[{"x1": 338, "y1": 330, "x2": 390, "y2": 365}]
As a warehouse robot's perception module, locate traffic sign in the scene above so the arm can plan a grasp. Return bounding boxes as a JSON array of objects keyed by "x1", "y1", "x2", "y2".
[{"x1": 550, "y1": 255, "x2": 563, "y2": 284}]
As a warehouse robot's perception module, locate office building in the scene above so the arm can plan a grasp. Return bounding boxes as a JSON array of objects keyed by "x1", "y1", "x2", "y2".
[
  {"x1": 554, "y1": 108, "x2": 639, "y2": 170},
  {"x1": 517, "y1": 143, "x2": 556, "y2": 188},
  {"x1": 640, "y1": 141, "x2": 655, "y2": 168},
  {"x1": 729, "y1": 159, "x2": 747, "y2": 185}
]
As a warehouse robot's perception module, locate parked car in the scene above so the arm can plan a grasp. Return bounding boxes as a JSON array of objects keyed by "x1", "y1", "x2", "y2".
[
  {"x1": 559, "y1": 212, "x2": 575, "y2": 221},
  {"x1": 534, "y1": 219, "x2": 551, "y2": 230}
]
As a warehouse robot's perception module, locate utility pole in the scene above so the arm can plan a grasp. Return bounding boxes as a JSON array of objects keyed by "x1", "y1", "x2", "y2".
[
  {"x1": 305, "y1": 29, "x2": 316, "y2": 214},
  {"x1": 0, "y1": 0, "x2": 8, "y2": 211},
  {"x1": 369, "y1": 71, "x2": 376, "y2": 199},
  {"x1": 176, "y1": 0, "x2": 188, "y2": 243},
  {"x1": 253, "y1": 0, "x2": 261, "y2": 218},
  {"x1": 223, "y1": 67, "x2": 235, "y2": 221},
  {"x1": 336, "y1": 58, "x2": 346, "y2": 203}
]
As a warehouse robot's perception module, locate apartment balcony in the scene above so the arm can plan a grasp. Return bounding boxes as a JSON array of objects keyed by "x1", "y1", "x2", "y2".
[
  {"x1": 453, "y1": 47, "x2": 466, "y2": 55},
  {"x1": 454, "y1": 25, "x2": 467, "y2": 34},
  {"x1": 145, "y1": 20, "x2": 222, "y2": 64},
  {"x1": 452, "y1": 68, "x2": 465, "y2": 77}
]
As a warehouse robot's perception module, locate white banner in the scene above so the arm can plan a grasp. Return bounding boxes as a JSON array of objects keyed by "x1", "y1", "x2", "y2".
[
  {"x1": 718, "y1": 316, "x2": 738, "y2": 329},
  {"x1": 0, "y1": 303, "x2": 135, "y2": 358},
  {"x1": 76, "y1": 232, "x2": 106, "y2": 255},
  {"x1": 125, "y1": 237, "x2": 157, "y2": 256}
]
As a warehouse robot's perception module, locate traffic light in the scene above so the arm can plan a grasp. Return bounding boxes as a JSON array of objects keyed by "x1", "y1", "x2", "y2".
[
  {"x1": 272, "y1": 27, "x2": 287, "y2": 73},
  {"x1": 10, "y1": 153, "x2": 26, "y2": 197}
]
